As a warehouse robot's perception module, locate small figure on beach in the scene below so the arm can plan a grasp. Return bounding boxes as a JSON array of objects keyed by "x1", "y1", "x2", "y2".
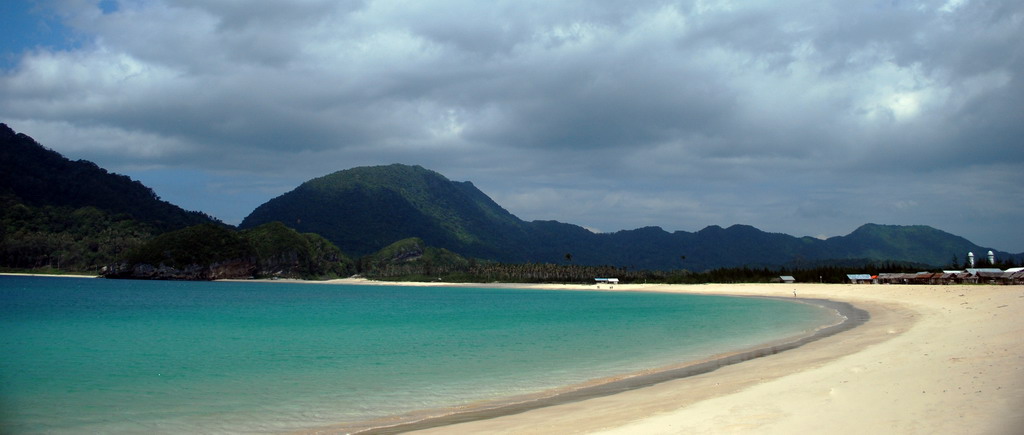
[{"x1": 793, "y1": 290, "x2": 797, "y2": 297}]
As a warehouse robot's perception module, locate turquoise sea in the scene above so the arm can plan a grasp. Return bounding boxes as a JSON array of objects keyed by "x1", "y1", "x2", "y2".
[{"x1": 0, "y1": 276, "x2": 838, "y2": 433}]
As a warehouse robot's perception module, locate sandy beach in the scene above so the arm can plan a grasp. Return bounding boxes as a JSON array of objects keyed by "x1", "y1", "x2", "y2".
[{"x1": 349, "y1": 282, "x2": 1023, "y2": 435}]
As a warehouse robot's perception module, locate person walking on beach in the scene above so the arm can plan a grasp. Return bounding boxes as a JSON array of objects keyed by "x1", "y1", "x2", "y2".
[{"x1": 793, "y1": 290, "x2": 797, "y2": 297}]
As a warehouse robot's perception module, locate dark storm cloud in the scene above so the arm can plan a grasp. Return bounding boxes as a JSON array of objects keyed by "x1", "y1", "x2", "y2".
[{"x1": 1, "y1": 0, "x2": 1021, "y2": 250}]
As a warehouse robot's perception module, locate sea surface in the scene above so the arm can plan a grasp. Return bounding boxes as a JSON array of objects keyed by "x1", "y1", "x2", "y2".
[{"x1": 0, "y1": 276, "x2": 837, "y2": 433}]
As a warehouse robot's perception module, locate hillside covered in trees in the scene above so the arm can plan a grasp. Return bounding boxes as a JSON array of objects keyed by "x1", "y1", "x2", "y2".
[
  {"x1": 3, "y1": 123, "x2": 1021, "y2": 281},
  {"x1": 1, "y1": 123, "x2": 218, "y2": 273},
  {"x1": 103, "y1": 222, "x2": 353, "y2": 280},
  {"x1": 242, "y1": 164, "x2": 1024, "y2": 271},
  {"x1": 1, "y1": 124, "x2": 349, "y2": 278}
]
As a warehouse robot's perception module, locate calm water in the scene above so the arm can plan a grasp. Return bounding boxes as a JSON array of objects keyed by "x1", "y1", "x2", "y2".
[{"x1": 0, "y1": 276, "x2": 836, "y2": 433}]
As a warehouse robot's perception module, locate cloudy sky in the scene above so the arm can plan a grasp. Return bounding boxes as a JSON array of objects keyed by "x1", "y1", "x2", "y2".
[{"x1": 2, "y1": 0, "x2": 1022, "y2": 252}]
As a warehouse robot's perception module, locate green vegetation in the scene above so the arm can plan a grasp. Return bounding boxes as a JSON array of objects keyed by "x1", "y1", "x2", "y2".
[
  {"x1": 1, "y1": 123, "x2": 218, "y2": 275},
  {"x1": 240, "y1": 164, "x2": 1024, "y2": 271},
  {"x1": 105, "y1": 222, "x2": 354, "y2": 280},
  {"x1": 0, "y1": 125, "x2": 356, "y2": 280},
  {"x1": 358, "y1": 237, "x2": 469, "y2": 279},
  {"x1": 358, "y1": 250, "x2": 936, "y2": 285},
  {"x1": 0, "y1": 123, "x2": 216, "y2": 232},
  {"x1": 1, "y1": 194, "x2": 155, "y2": 274},
  {"x1": 4, "y1": 123, "x2": 1022, "y2": 280},
  {"x1": 241, "y1": 221, "x2": 353, "y2": 278},
  {"x1": 241, "y1": 164, "x2": 532, "y2": 260},
  {"x1": 127, "y1": 224, "x2": 254, "y2": 270}
]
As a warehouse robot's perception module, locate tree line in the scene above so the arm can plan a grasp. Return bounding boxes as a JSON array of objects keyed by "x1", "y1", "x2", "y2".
[
  {"x1": 6, "y1": 203, "x2": 1018, "y2": 284},
  {"x1": 1, "y1": 196, "x2": 155, "y2": 274},
  {"x1": 359, "y1": 256, "x2": 950, "y2": 285}
]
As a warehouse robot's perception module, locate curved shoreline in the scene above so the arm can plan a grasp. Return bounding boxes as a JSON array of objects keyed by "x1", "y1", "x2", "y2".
[
  {"x1": 400, "y1": 284, "x2": 1024, "y2": 435},
  {"x1": 306, "y1": 295, "x2": 868, "y2": 434},
  {"x1": 8, "y1": 276, "x2": 1020, "y2": 432}
]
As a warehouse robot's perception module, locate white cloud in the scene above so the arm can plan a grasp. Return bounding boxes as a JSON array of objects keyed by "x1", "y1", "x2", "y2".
[
  {"x1": 6, "y1": 118, "x2": 195, "y2": 160},
  {"x1": 2, "y1": 0, "x2": 1022, "y2": 250},
  {"x1": 940, "y1": 0, "x2": 970, "y2": 13}
]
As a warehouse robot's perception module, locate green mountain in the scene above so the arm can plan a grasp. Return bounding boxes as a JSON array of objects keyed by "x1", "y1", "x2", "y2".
[
  {"x1": 0, "y1": 123, "x2": 218, "y2": 272},
  {"x1": 0, "y1": 123, "x2": 215, "y2": 231},
  {"x1": 242, "y1": 164, "x2": 1023, "y2": 271},
  {"x1": 5, "y1": 118, "x2": 1018, "y2": 275},
  {"x1": 0, "y1": 123, "x2": 353, "y2": 279},
  {"x1": 818, "y1": 223, "x2": 995, "y2": 268},
  {"x1": 241, "y1": 164, "x2": 534, "y2": 260}
]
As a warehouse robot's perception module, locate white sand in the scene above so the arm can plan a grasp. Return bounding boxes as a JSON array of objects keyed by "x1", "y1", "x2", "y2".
[{"x1": 398, "y1": 283, "x2": 1024, "y2": 435}]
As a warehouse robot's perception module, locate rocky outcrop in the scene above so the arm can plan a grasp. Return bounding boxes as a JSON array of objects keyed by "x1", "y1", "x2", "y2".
[{"x1": 103, "y1": 259, "x2": 256, "y2": 280}]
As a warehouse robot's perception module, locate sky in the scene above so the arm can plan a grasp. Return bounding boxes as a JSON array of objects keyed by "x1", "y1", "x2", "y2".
[{"x1": 2, "y1": 0, "x2": 1022, "y2": 253}]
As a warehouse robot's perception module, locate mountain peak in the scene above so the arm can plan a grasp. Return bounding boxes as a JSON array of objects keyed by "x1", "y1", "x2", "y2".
[{"x1": 240, "y1": 164, "x2": 527, "y2": 258}]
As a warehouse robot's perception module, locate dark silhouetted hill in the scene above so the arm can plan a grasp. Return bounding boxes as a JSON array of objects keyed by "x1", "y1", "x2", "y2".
[
  {"x1": 0, "y1": 123, "x2": 216, "y2": 231},
  {"x1": 1, "y1": 123, "x2": 221, "y2": 272}
]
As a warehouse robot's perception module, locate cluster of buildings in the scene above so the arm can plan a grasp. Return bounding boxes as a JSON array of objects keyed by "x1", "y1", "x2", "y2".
[
  {"x1": 846, "y1": 269, "x2": 1024, "y2": 285},
  {"x1": 845, "y1": 251, "x2": 1023, "y2": 285}
]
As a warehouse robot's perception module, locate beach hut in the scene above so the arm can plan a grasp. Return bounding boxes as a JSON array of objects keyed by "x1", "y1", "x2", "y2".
[
  {"x1": 876, "y1": 273, "x2": 921, "y2": 284},
  {"x1": 847, "y1": 274, "x2": 873, "y2": 284},
  {"x1": 779, "y1": 275, "x2": 796, "y2": 284},
  {"x1": 976, "y1": 271, "x2": 1007, "y2": 284},
  {"x1": 876, "y1": 273, "x2": 897, "y2": 284},
  {"x1": 1009, "y1": 270, "x2": 1024, "y2": 285}
]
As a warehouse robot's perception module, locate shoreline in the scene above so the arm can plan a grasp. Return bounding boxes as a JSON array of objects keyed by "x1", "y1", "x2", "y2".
[
  {"x1": 329, "y1": 296, "x2": 866, "y2": 434},
  {"x1": 297, "y1": 280, "x2": 1022, "y2": 434},
  {"x1": 401, "y1": 283, "x2": 1024, "y2": 434},
  {"x1": 0, "y1": 272, "x2": 99, "y2": 278},
  {"x1": 8, "y1": 274, "x2": 1023, "y2": 432}
]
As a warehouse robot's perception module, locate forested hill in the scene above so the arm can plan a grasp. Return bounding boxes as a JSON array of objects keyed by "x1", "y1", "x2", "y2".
[
  {"x1": 5, "y1": 120, "x2": 1019, "y2": 273},
  {"x1": 240, "y1": 164, "x2": 536, "y2": 260},
  {"x1": 1, "y1": 123, "x2": 219, "y2": 272},
  {"x1": 0, "y1": 123, "x2": 216, "y2": 230},
  {"x1": 241, "y1": 164, "x2": 1024, "y2": 270}
]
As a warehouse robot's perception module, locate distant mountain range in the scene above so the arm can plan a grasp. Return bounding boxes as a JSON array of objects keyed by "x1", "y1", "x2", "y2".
[
  {"x1": 4, "y1": 122, "x2": 1020, "y2": 273},
  {"x1": 241, "y1": 164, "x2": 1023, "y2": 270}
]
